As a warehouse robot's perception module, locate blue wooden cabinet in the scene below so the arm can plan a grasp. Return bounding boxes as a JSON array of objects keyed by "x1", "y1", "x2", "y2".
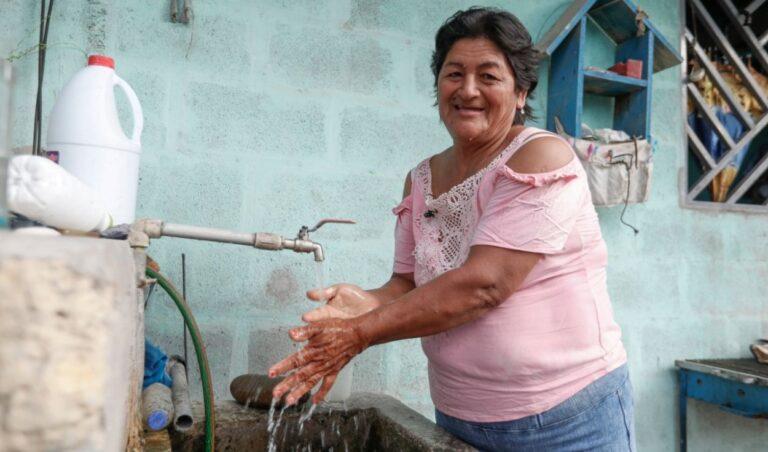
[{"x1": 536, "y1": 0, "x2": 682, "y2": 139}]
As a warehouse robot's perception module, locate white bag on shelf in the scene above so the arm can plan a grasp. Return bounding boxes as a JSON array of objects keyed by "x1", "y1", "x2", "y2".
[{"x1": 556, "y1": 119, "x2": 653, "y2": 207}]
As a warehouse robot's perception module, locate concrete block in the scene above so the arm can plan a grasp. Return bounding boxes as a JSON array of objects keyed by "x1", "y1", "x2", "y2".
[
  {"x1": 721, "y1": 215, "x2": 768, "y2": 260},
  {"x1": 136, "y1": 157, "x2": 244, "y2": 227},
  {"x1": 109, "y1": 67, "x2": 169, "y2": 154},
  {"x1": 247, "y1": 325, "x2": 303, "y2": 375},
  {"x1": 682, "y1": 261, "x2": 767, "y2": 318},
  {"x1": 413, "y1": 44, "x2": 436, "y2": 102},
  {"x1": 183, "y1": 15, "x2": 252, "y2": 77},
  {"x1": 257, "y1": 0, "x2": 349, "y2": 26},
  {"x1": 243, "y1": 169, "x2": 401, "y2": 243},
  {"x1": 321, "y1": 243, "x2": 393, "y2": 292},
  {"x1": 389, "y1": 339, "x2": 430, "y2": 401},
  {"x1": 112, "y1": 3, "x2": 188, "y2": 59},
  {"x1": 269, "y1": 25, "x2": 394, "y2": 96},
  {"x1": 339, "y1": 106, "x2": 449, "y2": 173},
  {"x1": 0, "y1": 236, "x2": 140, "y2": 452},
  {"x1": 352, "y1": 343, "x2": 390, "y2": 393},
  {"x1": 181, "y1": 81, "x2": 325, "y2": 159},
  {"x1": 608, "y1": 256, "x2": 681, "y2": 319},
  {"x1": 347, "y1": 0, "x2": 478, "y2": 42}
]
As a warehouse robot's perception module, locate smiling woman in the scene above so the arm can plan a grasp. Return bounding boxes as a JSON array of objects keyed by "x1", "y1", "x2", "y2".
[{"x1": 270, "y1": 7, "x2": 635, "y2": 452}]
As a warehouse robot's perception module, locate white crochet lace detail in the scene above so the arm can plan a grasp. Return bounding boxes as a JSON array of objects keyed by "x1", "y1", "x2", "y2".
[{"x1": 413, "y1": 134, "x2": 527, "y2": 286}]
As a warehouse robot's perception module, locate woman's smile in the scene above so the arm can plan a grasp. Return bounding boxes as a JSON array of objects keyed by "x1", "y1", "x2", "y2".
[
  {"x1": 453, "y1": 104, "x2": 486, "y2": 118},
  {"x1": 437, "y1": 37, "x2": 524, "y2": 145}
]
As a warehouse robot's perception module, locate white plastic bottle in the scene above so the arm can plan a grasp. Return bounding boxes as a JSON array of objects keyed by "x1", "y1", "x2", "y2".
[{"x1": 47, "y1": 55, "x2": 143, "y2": 225}]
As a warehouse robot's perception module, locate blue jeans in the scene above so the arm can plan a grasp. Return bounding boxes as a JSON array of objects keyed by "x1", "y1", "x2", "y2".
[{"x1": 436, "y1": 365, "x2": 635, "y2": 452}]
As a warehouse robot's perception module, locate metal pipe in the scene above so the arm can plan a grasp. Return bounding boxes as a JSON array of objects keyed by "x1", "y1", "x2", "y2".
[
  {"x1": 162, "y1": 223, "x2": 255, "y2": 246},
  {"x1": 169, "y1": 359, "x2": 194, "y2": 432},
  {"x1": 143, "y1": 220, "x2": 327, "y2": 261}
]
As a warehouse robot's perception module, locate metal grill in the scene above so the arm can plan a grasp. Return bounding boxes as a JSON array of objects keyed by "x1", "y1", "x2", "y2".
[{"x1": 683, "y1": 0, "x2": 768, "y2": 212}]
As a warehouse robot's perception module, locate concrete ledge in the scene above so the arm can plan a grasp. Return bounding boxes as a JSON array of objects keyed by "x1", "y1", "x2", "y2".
[{"x1": 0, "y1": 234, "x2": 143, "y2": 452}]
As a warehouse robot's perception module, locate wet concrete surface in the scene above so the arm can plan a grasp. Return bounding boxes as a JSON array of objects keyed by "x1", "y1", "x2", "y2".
[{"x1": 172, "y1": 393, "x2": 475, "y2": 451}]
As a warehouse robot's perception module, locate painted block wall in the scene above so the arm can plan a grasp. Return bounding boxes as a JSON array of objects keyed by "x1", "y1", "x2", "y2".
[{"x1": 2, "y1": 1, "x2": 767, "y2": 450}]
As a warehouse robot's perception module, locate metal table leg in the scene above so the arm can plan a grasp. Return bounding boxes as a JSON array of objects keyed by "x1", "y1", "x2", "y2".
[{"x1": 679, "y1": 370, "x2": 688, "y2": 452}]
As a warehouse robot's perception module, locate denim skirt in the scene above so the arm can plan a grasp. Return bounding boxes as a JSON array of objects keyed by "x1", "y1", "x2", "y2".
[{"x1": 435, "y1": 365, "x2": 635, "y2": 452}]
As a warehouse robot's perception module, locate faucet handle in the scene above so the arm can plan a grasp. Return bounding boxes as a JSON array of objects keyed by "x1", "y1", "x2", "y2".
[
  {"x1": 308, "y1": 218, "x2": 356, "y2": 233},
  {"x1": 298, "y1": 218, "x2": 356, "y2": 240}
]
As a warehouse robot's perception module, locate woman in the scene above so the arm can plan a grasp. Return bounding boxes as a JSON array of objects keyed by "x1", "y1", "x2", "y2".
[{"x1": 270, "y1": 7, "x2": 634, "y2": 451}]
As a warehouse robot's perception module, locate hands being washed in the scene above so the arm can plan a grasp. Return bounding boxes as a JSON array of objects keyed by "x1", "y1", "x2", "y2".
[
  {"x1": 268, "y1": 284, "x2": 379, "y2": 405},
  {"x1": 268, "y1": 318, "x2": 369, "y2": 405},
  {"x1": 302, "y1": 283, "x2": 381, "y2": 321}
]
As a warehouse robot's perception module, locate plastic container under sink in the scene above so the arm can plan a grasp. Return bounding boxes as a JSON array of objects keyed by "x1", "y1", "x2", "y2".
[{"x1": 47, "y1": 54, "x2": 143, "y2": 225}]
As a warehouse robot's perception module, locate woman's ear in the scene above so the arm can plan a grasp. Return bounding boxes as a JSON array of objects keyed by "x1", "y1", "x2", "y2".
[{"x1": 516, "y1": 91, "x2": 528, "y2": 110}]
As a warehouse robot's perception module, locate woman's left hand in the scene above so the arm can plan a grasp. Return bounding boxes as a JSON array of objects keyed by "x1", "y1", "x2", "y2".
[{"x1": 268, "y1": 318, "x2": 369, "y2": 405}]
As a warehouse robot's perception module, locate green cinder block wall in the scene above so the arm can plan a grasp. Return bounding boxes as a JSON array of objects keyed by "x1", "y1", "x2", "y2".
[{"x1": 2, "y1": 1, "x2": 767, "y2": 450}]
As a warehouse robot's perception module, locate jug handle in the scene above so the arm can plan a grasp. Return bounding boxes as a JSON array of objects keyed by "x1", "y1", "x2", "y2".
[{"x1": 113, "y1": 75, "x2": 144, "y2": 145}]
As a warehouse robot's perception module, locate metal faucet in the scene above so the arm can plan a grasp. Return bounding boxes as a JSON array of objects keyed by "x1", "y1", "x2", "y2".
[{"x1": 129, "y1": 218, "x2": 354, "y2": 262}]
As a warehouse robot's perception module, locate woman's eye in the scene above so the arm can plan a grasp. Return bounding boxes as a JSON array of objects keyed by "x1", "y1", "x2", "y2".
[
  {"x1": 482, "y1": 73, "x2": 499, "y2": 81},
  {"x1": 446, "y1": 72, "x2": 462, "y2": 78}
]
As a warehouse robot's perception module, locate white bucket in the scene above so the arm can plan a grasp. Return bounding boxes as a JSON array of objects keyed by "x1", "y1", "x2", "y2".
[{"x1": 47, "y1": 55, "x2": 143, "y2": 225}]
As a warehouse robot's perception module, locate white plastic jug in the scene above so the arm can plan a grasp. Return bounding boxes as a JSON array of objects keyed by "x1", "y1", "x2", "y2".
[{"x1": 47, "y1": 55, "x2": 143, "y2": 225}]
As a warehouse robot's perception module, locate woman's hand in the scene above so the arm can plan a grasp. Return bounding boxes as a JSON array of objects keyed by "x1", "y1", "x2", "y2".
[
  {"x1": 303, "y1": 284, "x2": 381, "y2": 322},
  {"x1": 268, "y1": 318, "x2": 369, "y2": 405}
]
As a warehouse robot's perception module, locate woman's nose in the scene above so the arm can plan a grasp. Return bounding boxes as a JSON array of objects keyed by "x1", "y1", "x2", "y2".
[{"x1": 458, "y1": 75, "x2": 480, "y2": 98}]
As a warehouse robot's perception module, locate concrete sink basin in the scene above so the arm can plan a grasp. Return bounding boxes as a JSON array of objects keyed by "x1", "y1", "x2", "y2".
[{"x1": 171, "y1": 393, "x2": 475, "y2": 451}]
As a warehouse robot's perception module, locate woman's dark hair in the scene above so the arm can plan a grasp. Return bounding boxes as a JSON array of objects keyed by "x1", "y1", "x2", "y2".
[{"x1": 431, "y1": 7, "x2": 540, "y2": 125}]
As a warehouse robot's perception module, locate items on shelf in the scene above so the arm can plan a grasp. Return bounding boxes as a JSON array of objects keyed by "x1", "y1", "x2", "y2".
[
  {"x1": 608, "y1": 59, "x2": 643, "y2": 78},
  {"x1": 556, "y1": 118, "x2": 652, "y2": 234},
  {"x1": 536, "y1": 0, "x2": 682, "y2": 140}
]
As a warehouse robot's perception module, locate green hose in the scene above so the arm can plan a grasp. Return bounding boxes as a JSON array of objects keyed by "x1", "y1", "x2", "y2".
[{"x1": 146, "y1": 267, "x2": 215, "y2": 452}]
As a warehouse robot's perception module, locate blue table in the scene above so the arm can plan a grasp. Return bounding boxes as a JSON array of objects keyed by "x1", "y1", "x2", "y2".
[{"x1": 676, "y1": 359, "x2": 768, "y2": 452}]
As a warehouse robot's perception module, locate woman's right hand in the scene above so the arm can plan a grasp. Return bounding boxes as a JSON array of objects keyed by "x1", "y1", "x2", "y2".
[{"x1": 303, "y1": 284, "x2": 381, "y2": 322}]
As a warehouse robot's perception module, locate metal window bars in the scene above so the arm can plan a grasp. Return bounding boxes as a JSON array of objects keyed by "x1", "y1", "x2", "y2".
[{"x1": 682, "y1": 0, "x2": 768, "y2": 212}]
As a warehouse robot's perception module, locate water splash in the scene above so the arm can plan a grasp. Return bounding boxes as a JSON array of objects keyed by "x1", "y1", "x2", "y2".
[
  {"x1": 297, "y1": 402, "x2": 318, "y2": 435},
  {"x1": 314, "y1": 260, "x2": 326, "y2": 301},
  {"x1": 268, "y1": 404, "x2": 288, "y2": 452},
  {"x1": 266, "y1": 398, "x2": 278, "y2": 452}
]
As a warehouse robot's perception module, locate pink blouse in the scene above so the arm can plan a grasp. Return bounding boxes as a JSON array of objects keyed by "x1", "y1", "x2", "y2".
[{"x1": 391, "y1": 127, "x2": 626, "y2": 422}]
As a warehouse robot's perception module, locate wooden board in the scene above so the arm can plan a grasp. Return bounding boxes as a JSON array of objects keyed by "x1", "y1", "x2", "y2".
[{"x1": 583, "y1": 70, "x2": 647, "y2": 96}]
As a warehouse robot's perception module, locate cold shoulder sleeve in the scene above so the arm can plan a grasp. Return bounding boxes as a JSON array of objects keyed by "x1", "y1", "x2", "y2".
[
  {"x1": 471, "y1": 158, "x2": 587, "y2": 254},
  {"x1": 392, "y1": 194, "x2": 415, "y2": 273}
]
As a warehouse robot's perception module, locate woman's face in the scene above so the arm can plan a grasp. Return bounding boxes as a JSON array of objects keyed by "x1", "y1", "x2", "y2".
[{"x1": 437, "y1": 37, "x2": 526, "y2": 144}]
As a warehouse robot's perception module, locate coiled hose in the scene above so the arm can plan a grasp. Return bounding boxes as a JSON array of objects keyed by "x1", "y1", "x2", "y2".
[{"x1": 146, "y1": 267, "x2": 215, "y2": 452}]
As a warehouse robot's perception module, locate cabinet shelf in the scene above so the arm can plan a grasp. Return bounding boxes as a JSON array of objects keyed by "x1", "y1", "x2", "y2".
[{"x1": 583, "y1": 70, "x2": 647, "y2": 96}]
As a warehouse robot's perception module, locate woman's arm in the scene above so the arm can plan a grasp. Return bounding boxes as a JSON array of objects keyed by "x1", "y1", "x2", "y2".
[
  {"x1": 270, "y1": 245, "x2": 540, "y2": 404},
  {"x1": 360, "y1": 244, "x2": 539, "y2": 345},
  {"x1": 366, "y1": 272, "x2": 415, "y2": 303}
]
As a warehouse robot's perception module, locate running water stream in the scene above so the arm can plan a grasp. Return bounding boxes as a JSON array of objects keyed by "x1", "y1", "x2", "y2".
[
  {"x1": 314, "y1": 261, "x2": 326, "y2": 302},
  {"x1": 267, "y1": 402, "x2": 288, "y2": 452}
]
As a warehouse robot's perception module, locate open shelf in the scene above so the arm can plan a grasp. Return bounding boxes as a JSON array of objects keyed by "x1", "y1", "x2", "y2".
[{"x1": 583, "y1": 70, "x2": 648, "y2": 96}]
